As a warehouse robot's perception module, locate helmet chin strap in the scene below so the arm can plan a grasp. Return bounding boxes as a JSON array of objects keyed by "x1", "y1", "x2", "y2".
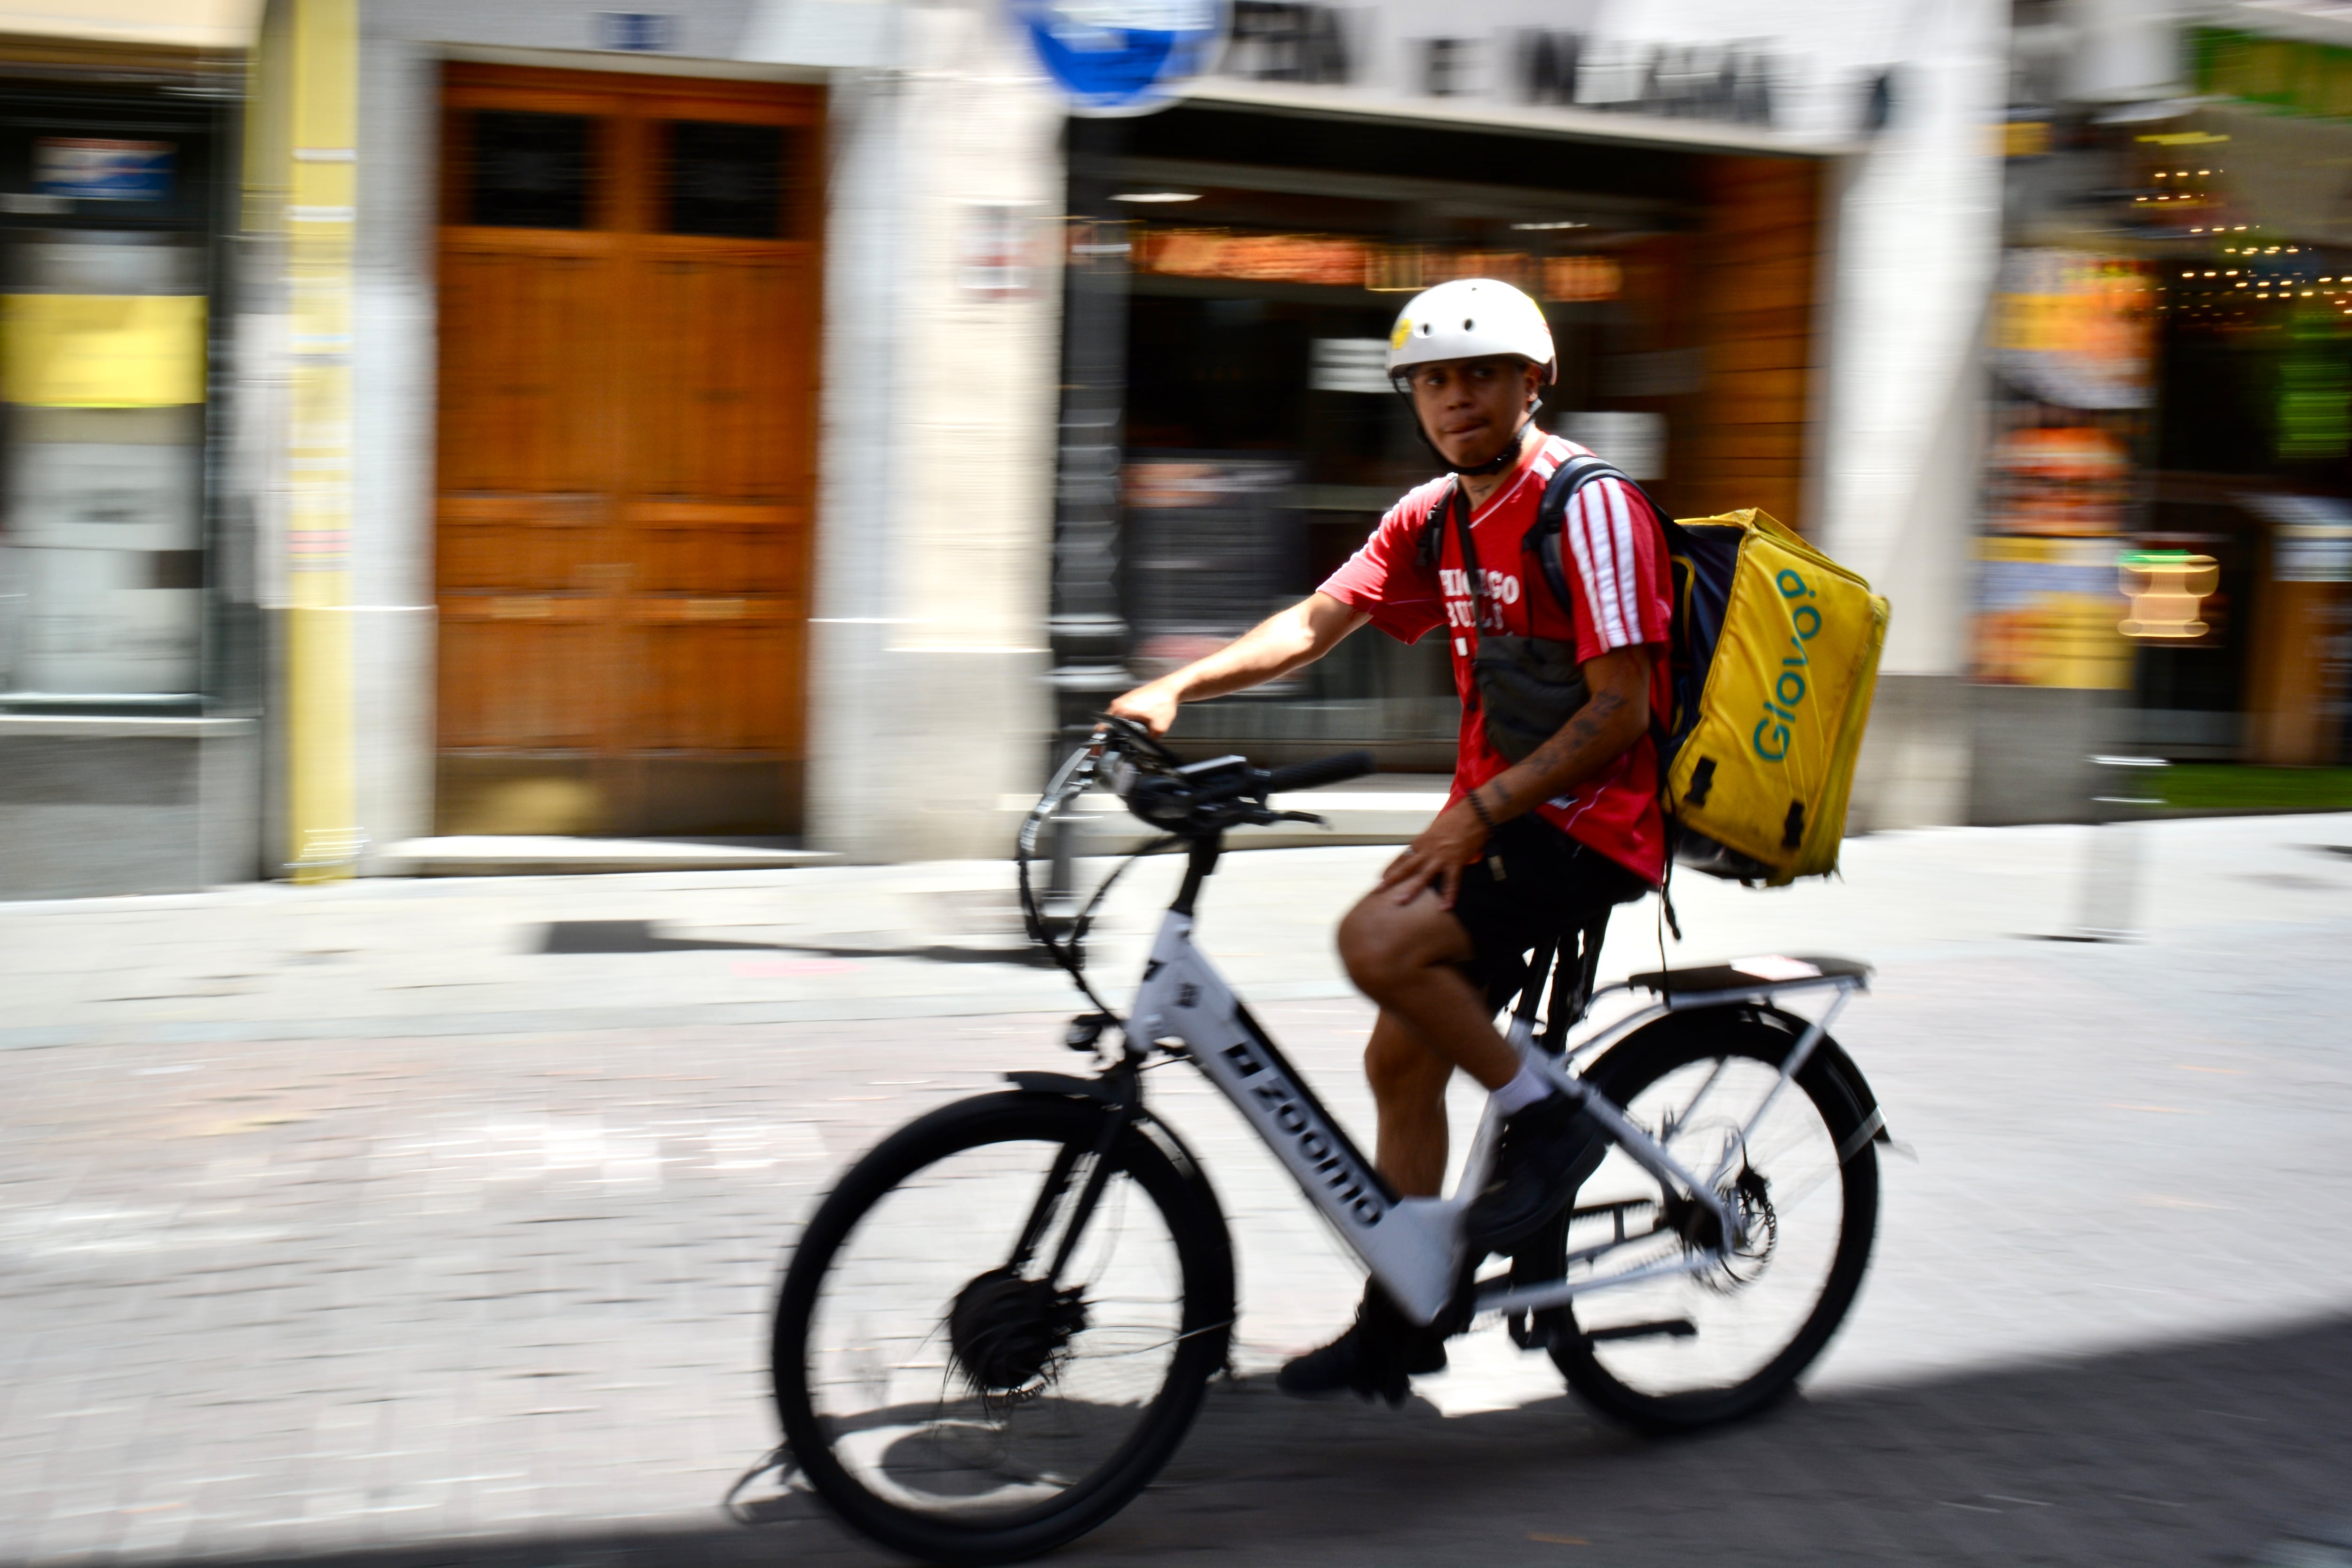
[{"x1": 1406, "y1": 396, "x2": 1545, "y2": 477}]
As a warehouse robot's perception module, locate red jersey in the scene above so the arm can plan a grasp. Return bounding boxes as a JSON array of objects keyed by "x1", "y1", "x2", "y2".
[{"x1": 1318, "y1": 434, "x2": 1673, "y2": 884}]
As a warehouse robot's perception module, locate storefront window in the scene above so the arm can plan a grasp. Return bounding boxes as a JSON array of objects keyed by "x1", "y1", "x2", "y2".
[
  {"x1": 1995, "y1": 40, "x2": 2352, "y2": 768},
  {"x1": 0, "y1": 100, "x2": 214, "y2": 705},
  {"x1": 1089, "y1": 114, "x2": 1709, "y2": 765}
]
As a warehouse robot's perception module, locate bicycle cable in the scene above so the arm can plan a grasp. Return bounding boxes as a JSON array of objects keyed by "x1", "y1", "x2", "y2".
[{"x1": 1015, "y1": 740, "x2": 1172, "y2": 1026}]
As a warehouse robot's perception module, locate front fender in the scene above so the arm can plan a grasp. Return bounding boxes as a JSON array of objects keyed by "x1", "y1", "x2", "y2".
[{"x1": 1002, "y1": 1072, "x2": 1219, "y2": 1188}]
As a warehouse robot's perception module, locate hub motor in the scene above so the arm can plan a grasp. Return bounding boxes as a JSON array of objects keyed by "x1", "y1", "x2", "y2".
[{"x1": 948, "y1": 1268, "x2": 1089, "y2": 1394}]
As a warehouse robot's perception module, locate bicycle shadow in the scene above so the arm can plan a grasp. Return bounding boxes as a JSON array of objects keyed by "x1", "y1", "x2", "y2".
[
  {"x1": 1092, "y1": 1313, "x2": 2352, "y2": 1565},
  {"x1": 17, "y1": 1315, "x2": 2347, "y2": 1568},
  {"x1": 733, "y1": 1311, "x2": 2352, "y2": 1565}
]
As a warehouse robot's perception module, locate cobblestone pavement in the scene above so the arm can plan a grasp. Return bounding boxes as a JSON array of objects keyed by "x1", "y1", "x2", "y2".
[{"x1": 3, "y1": 816, "x2": 2350, "y2": 1566}]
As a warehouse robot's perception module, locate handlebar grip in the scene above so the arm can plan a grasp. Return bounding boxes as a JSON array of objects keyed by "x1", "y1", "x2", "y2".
[{"x1": 1265, "y1": 750, "x2": 1376, "y2": 795}]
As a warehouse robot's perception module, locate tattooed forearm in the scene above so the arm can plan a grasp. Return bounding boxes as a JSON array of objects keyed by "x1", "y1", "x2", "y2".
[
  {"x1": 1527, "y1": 692, "x2": 1626, "y2": 776},
  {"x1": 1482, "y1": 649, "x2": 1648, "y2": 819}
]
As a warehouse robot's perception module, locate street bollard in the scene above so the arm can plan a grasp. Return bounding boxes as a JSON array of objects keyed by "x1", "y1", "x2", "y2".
[{"x1": 2073, "y1": 755, "x2": 2168, "y2": 941}]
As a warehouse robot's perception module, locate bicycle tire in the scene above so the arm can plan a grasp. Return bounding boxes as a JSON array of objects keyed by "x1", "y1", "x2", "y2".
[
  {"x1": 1548, "y1": 1007, "x2": 1879, "y2": 1434},
  {"x1": 773, "y1": 1091, "x2": 1233, "y2": 1566}
]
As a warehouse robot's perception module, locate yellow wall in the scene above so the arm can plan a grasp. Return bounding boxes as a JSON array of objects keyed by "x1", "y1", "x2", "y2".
[{"x1": 256, "y1": 0, "x2": 360, "y2": 879}]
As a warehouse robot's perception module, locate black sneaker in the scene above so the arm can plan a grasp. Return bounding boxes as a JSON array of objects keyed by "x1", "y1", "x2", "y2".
[
  {"x1": 1466, "y1": 1090, "x2": 1608, "y2": 1252},
  {"x1": 1275, "y1": 1284, "x2": 1447, "y2": 1407}
]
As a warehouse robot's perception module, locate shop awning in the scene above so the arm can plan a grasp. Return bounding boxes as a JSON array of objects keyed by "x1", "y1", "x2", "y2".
[{"x1": 0, "y1": 0, "x2": 262, "y2": 51}]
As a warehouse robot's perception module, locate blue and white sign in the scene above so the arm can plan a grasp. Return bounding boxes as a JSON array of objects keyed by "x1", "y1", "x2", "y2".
[
  {"x1": 34, "y1": 139, "x2": 173, "y2": 203},
  {"x1": 1008, "y1": 0, "x2": 1223, "y2": 114}
]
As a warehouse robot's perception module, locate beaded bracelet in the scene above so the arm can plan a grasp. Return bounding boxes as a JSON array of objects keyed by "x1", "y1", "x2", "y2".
[{"x1": 1466, "y1": 783, "x2": 1500, "y2": 835}]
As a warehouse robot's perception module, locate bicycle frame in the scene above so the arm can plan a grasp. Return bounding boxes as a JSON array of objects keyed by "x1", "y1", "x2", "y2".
[{"x1": 1126, "y1": 874, "x2": 1866, "y2": 1329}]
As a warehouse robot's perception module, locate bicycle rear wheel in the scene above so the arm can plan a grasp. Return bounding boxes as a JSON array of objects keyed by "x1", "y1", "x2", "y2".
[
  {"x1": 772, "y1": 1091, "x2": 1232, "y2": 1566},
  {"x1": 1546, "y1": 1008, "x2": 1879, "y2": 1433}
]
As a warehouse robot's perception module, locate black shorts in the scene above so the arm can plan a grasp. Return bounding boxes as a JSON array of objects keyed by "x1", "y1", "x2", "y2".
[{"x1": 1448, "y1": 815, "x2": 1650, "y2": 1011}]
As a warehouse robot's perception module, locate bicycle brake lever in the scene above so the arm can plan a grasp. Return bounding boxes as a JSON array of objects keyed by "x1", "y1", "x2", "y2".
[{"x1": 1268, "y1": 809, "x2": 1327, "y2": 827}]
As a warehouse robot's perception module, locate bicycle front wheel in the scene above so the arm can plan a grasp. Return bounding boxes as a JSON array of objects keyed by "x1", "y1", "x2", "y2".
[
  {"x1": 1548, "y1": 1008, "x2": 1880, "y2": 1433},
  {"x1": 772, "y1": 1091, "x2": 1233, "y2": 1566}
]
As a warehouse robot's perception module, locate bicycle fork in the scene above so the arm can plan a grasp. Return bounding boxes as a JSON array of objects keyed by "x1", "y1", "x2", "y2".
[{"x1": 1004, "y1": 1064, "x2": 1140, "y2": 1286}]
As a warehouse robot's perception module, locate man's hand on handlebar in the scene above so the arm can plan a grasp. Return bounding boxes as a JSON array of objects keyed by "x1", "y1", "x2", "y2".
[
  {"x1": 1106, "y1": 679, "x2": 1181, "y2": 739},
  {"x1": 1375, "y1": 797, "x2": 1489, "y2": 910}
]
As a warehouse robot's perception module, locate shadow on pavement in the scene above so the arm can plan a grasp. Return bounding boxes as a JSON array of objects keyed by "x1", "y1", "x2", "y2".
[
  {"x1": 536, "y1": 919, "x2": 1053, "y2": 966},
  {"x1": 30, "y1": 1315, "x2": 2350, "y2": 1568}
]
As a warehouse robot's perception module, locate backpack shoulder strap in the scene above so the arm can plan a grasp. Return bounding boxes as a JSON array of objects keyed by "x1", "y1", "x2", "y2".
[{"x1": 1523, "y1": 453, "x2": 1666, "y2": 619}]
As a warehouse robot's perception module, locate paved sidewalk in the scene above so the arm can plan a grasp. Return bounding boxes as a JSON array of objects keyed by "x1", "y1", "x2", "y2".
[{"x1": 1, "y1": 815, "x2": 2348, "y2": 1565}]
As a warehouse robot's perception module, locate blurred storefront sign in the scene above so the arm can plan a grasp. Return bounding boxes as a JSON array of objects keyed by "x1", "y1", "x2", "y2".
[
  {"x1": 961, "y1": 201, "x2": 1040, "y2": 295},
  {"x1": 1978, "y1": 537, "x2": 2135, "y2": 688},
  {"x1": 1560, "y1": 410, "x2": 1664, "y2": 482},
  {"x1": 1183, "y1": 0, "x2": 1916, "y2": 152},
  {"x1": 2244, "y1": 495, "x2": 2352, "y2": 581},
  {"x1": 1993, "y1": 250, "x2": 2154, "y2": 411},
  {"x1": 33, "y1": 138, "x2": 174, "y2": 202},
  {"x1": 0, "y1": 292, "x2": 205, "y2": 407},
  {"x1": 1974, "y1": 253, "x2": 2151, "y2": 692},
  {"x1": 1129, "y1": 228, "x2": 1625, "y2": 301}
]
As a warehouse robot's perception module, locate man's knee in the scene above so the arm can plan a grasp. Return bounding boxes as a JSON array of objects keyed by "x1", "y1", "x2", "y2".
[{"x1": 1338, "y1": 891, "x2": 1464, "y2": 1001}]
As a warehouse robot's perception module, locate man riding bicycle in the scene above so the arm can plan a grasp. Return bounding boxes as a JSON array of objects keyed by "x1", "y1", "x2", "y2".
[{"x1": 1108, "y1": 277, "x2": 1673, "y2": 1406}]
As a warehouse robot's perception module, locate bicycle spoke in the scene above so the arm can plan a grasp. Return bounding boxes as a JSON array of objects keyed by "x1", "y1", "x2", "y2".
[{"x1": 1570, "y1": 1053, "x2": 1849, "y2": 1395}]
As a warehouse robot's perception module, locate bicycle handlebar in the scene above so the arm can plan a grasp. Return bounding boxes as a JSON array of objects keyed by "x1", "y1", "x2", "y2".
[
  {"x1": 1073, "y1": 722, "x2": 1377, "y2": 839},
  {"x1": 1265, "y1": 750, "x2": 1375, "y2": 795}
]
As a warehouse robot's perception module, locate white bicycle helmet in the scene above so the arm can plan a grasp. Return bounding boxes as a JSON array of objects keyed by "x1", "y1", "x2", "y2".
[
  {"x1": 1385, "y1": 277, "x2": 1557, "y2": 475},
  {"x1": 1385, "y1": 277, "x2": 1557, "y2": 388}
]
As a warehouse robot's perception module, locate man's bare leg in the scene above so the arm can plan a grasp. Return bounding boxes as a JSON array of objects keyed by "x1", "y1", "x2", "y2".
[
  {"x1": 1339, "y1": 877, "x2": 1605, "y2": 1250},
  {"x1": 1364, "y1": 1010, "x2": 1453, "y2": 1197},
  {"x1": 1338, "y1": 882, "x2": 1519, "y2": 1091},
  {"x1": 1279, "y1": 878, "x2": 1605, "y2": 1402}
]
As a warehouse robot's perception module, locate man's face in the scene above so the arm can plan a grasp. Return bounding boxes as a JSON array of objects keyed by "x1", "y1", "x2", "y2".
[{"x1": 1403, "y1": 356, "x2": 1544, "y2": 469}]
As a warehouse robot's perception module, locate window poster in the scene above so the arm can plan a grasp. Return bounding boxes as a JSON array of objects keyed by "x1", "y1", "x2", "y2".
[{"x1": 1974, "y1": 250, "x2": 2152, "y2": 689}]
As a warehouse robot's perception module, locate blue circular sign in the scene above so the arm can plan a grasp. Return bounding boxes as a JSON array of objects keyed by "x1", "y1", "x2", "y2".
[{"x1": 1008, "y1": 0, "x2": 1223, "y2": 114}]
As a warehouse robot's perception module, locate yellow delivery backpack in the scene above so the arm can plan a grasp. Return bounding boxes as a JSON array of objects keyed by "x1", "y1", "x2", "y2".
[{"x1": 1529, "y1": 459, "x2": 1889, "y2": 887}]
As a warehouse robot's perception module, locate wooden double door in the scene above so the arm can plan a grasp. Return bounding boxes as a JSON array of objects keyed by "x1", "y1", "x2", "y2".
[{"x1": 434, "y1": 63, "x2": 820, "y2": 837}]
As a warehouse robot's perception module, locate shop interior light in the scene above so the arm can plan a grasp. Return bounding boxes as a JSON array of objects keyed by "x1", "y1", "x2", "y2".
[
  {"x1": 1510, "y1": 220, "x2": 1589, "y2": 230},
  {"x1": 2119, "y1": 553, "x2": 2219, "y2": 640},
  {"x1": 1111, "y1": 191, "x2": 1202, "y2": 203}
]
